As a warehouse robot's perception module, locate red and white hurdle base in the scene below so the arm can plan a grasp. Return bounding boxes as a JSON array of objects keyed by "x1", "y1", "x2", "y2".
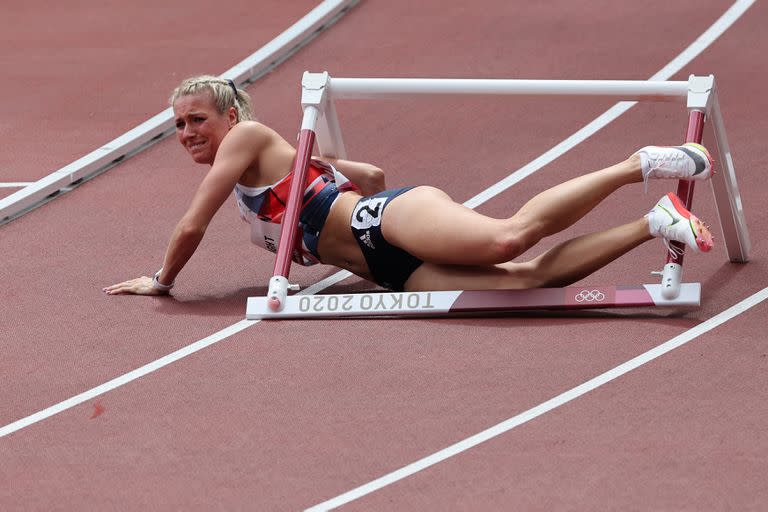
[{"x1": 246, "y1": 283, "x2": 700, "y2": 319}]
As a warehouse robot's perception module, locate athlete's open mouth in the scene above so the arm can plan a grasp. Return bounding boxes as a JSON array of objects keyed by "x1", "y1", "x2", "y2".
[{"x1": 187, "y1": 141, "x2": 207, "y2": 152}]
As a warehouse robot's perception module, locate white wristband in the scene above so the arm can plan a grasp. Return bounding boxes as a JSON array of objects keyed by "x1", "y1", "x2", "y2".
[{"x1": 152, "y1": 268, "x2": 174, "y2": 292}]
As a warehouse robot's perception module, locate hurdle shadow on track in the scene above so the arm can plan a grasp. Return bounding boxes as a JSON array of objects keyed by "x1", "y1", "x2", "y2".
[{"x1": 701, "y1": 258, "x2": 756, "y2": 293}]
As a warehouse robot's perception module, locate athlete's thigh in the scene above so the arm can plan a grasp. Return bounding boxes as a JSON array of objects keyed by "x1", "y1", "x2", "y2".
[
  {"x1": 404, "y1": 261, "x2": 539, "y2": 291},
  {"x1": 382, "y1": 186, "x2": 508, "y2": 265}
]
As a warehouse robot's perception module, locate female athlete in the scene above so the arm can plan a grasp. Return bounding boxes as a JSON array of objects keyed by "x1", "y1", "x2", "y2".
[{"x1": 104, "y1": 75, "x2": 713, "y2": 296}]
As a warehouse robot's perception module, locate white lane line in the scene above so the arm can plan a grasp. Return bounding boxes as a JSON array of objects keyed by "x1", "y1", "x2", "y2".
[
  {"x1": 466, "y1": 0, "x2": 755, "y2": 209},
  {"x1": 0, "y1": 320, "x2": 256, "y2": 438},
  {"x1": 302, "y1": 270, "x2": 353, "y2": 295},
  {"x1": 0, "y1": 182, "x2": 33, "y2": 188},
  {"x1": 0, "y1": 271, "x2": 356, "y2": 439},
  {"x1": 464, "y1": 102, "x2": 635, "y2": 209},
  {"x1": 306, "y1": 286, "x2": 768, "y2": 512},
  {"x1": 0, "y1": 0, "x2": 754, "y2": 447},
  {"x1": 0, "y1": 0, "x2": 358, "y2": 224},
  {"x1": 305, "y1": 1, "x2": 758, "y2": 509},
  {"x1": 0, "y1": 270, "x2": 358, "y2": 439}
]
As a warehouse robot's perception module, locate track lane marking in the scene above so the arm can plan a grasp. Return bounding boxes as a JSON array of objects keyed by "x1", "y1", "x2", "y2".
[
  {"x1": 0, "y1": 0, "x2": 752, "y2": 440},
  {"x1": 0, "y1": 271, "x2": 355, "y2": 439},
  {"x1": 0, "y1": 269, "x2": 355, "y2": 438},
  {"x1": 0, "y1": 320, "x2": 256, "y2": 437},
  {"x1": 0, "y1": 0, "x2": 358, "y2": 225},
  {"x1": 466, "y1": 0, "x2": 755, "y2": 208},
  {"x1": 305, "y1": 0, "x2": 758, "y2": 508},
  {"x1": 0, "y1": 11, "x2": 754, "y2": 500},
  {"x1": 306, "y1": 287, "x2": 768, "y2": 511}
]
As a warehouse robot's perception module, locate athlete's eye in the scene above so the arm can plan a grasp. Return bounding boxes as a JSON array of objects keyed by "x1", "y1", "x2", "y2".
[{"x1": 175, "y1": 121, "x2": 185, "y2": 129}]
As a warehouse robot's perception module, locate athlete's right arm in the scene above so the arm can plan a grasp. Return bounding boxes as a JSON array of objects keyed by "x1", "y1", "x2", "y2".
[
  {"x1": 104, "y1": 123, "x2": 269, "y2": 295},
  {"x1": 154, "y1": 124, "x2": 265, "y2": 286}
]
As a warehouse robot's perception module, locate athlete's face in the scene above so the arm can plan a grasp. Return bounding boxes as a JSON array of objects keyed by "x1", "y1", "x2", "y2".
[{"x1": 173, "y1": 92, "x2": 234, "y2": 165}]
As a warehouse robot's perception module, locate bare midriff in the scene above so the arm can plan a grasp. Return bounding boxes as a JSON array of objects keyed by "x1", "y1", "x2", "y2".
[{"x1": 316, "y1": 191, "x2": 373, "y2": 280}]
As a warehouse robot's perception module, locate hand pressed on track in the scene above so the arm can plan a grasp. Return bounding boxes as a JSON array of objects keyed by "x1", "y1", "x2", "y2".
[{"x1": 103, "y1": 276, "x2": 167, "y2": 296}]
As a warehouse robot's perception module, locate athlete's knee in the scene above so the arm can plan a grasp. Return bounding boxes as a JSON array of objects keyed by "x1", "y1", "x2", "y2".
[
  {"x1": 489, "y1": 230, "x2": 527, "y2": 262},
  {"x1": 507, "y1": 210, "x2": 545, "y2": 243}
]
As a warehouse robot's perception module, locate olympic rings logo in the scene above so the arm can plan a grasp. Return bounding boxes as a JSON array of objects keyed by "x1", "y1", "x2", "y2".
[{"x1": 574, "y1": 289, "x2": 606, "y2": 302}]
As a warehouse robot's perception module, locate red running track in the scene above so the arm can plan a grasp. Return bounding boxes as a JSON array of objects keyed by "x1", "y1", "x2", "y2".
[{"x1": 2, "y1": 1, "x2": 767, "y2": 510}]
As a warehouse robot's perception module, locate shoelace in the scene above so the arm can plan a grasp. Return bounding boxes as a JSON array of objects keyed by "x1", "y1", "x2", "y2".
[
  {"x1": 641, "y1": 149, "x2": 689, "y2": 194},
  {"x1": 659, "y1": 236, "x2": 685, "y2": 259},
  {"x1": 651, "y1": 204, "x2": 688, "y2": 259},
  {"x1": 651, "y1": 150, "x2": 687, "y2": 172},
  {"x1": 658, "y1": 214, "x2": 693, "y2": 259}
]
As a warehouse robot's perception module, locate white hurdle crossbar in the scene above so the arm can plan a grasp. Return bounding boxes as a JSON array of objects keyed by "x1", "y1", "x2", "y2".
[{"x1": 248, "y1": 73, "x2": 749, "y2": 319}]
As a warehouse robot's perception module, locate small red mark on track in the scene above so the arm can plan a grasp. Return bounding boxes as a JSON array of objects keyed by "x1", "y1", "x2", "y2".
[{"x1": 90, "y1": 402, "x2": 105, "y2": 419}]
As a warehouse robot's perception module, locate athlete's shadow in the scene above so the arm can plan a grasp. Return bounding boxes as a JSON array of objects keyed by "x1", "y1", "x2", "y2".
[
  {"x1": 150, "y1": 260, "x2": 751, "y2": 322},
  {"x1": 148, "y1": 269, "x2": 375, "y2": 318},
  {"x1": 428, "y1": 260, "x2": 758, "y2": 328},
  {"x1": 424, "y1": 308, "x2": 701, "y2": 330},
  {"x1": 151, "y1": 286, "x2": 268, "y2": 317},
  {"x1": 150, "y1": 274, "x2": 378, "y2": 318}
]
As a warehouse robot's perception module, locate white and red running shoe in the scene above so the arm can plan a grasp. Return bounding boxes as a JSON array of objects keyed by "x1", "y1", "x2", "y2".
[
  {"x1": 646, "y1": 192, "x2": 714, "y2": 256},
  {"x1": 636, "y1": 143, "x2": 714, "y2": 190}
]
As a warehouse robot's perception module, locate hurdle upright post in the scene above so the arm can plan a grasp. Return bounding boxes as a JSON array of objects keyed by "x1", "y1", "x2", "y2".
[
  {"x1": 314, "y1": 75, "x2": 347, "y2": 159},
  {"x1": 657, "y1": 75, "x2": 750, "y2": 299},
  {"x1": 265, "y1": 73, "x2": 332, "y2": 311},
  {"x1": 703, "y1": 83, "x2": 750, "y2": 263},
  {"x1": 657, "y1": 107, "x2": 706, "y2": 299}
]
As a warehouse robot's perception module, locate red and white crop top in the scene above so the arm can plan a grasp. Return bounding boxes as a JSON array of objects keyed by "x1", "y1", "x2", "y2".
[{"x1": 234, "y1": 160, "x2": 357, "y2": 266}]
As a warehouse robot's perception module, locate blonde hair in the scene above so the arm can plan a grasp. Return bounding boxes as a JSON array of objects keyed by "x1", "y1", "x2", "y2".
[{"x1": 170, "y1": 75, "x2": 254, "y2": 122}]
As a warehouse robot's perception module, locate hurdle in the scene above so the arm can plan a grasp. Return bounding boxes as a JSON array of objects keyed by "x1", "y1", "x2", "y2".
[{"x1": 246, "y1": 73, "x2": 749, "y2": 319}]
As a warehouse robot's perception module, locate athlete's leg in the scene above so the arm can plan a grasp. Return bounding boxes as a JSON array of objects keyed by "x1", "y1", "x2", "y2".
[
  {"x1": 523, "y1": 191, "x2": 714, "y2": 286},
  {"x1": 506, "y1": 155, "x2": 642, "y2": 243},
  {"x1": 385, "y1": 144, "x2": 712, "y2": 267},
  {"x1": 517, "y1": 218, "x2": 652, "y2": 287},
  {"x1": 383, "y1": 155, "x2": 642, "y2": 265},
  {"x1": 403, "y1": 190, "x2": 714, "y2": 291},
  {"x1": 403, "y1": 218, "x2": 651, "y2": 291},
  {"x1": 514, "y1": 143, "x2": 714, "y2": 243}
]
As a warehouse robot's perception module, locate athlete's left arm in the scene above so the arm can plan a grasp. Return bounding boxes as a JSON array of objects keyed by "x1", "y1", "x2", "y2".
[{"x1": 321, "y1": 157, "x2": 386, "y2": 196}]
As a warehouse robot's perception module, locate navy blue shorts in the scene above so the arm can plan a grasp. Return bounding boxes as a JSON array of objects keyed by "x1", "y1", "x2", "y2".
[{"x1": 350, "y1": 187, "x2": 423, "y2": 291}]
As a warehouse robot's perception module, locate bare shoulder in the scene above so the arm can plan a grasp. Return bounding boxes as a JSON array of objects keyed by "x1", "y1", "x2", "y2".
[
  {"x1": 224, "y1": 120, "x2": 274, "y2": 146},
  {"x1": 227, "y1": 121, "x2": 292, "y2": 154}
]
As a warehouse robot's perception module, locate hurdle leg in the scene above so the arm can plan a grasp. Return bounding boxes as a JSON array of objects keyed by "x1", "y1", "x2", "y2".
[
  {"x1": 266, "y1": 106, "x2": 320, "y2": 311},
  {"x1": 706, "y1": 93, "x2": 750, "y2": 262},
  {"x1": 658, "y1": 110, "x2": 706, "y2": 299}
]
